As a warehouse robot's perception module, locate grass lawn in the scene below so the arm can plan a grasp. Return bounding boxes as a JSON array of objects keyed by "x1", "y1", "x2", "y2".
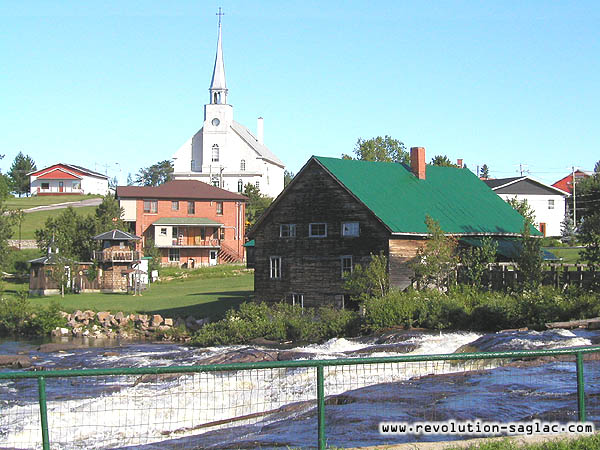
[
  {"x1": 11, "y1": 206, "x2": 97, "y2": 240},
  {"x1": 26, "y1": 272, "x2": 254, "y2": 320},
  {"x1": 544, "y1": 247, "x2": 582, "y2": 264},
  {"x1": 4, "y1": 194, "x2": 101, "y2": 209}
]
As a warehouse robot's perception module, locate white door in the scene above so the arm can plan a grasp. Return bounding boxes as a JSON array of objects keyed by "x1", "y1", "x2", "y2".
[{"x1": 209, "y1": 250, "x2": 218, "y2": 266}]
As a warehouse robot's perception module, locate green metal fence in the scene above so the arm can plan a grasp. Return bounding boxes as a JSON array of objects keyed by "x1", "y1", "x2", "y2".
[{"x1": 1, "y1": 346, "x2": 599, "y2": 449}]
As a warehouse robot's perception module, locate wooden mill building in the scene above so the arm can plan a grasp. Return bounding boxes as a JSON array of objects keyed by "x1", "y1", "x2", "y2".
[{"x1": 248, "y1": 148, "x2": 534, "y2": 308}]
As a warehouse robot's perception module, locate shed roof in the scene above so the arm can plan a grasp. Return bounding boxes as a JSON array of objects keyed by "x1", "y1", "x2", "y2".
[
  {"x1": 116, "y1": 180, "x2": 247, "y2": 201},
  {"x1": 314, "y1": 156, "x2": 537, "y2": 236},
  {"x1": 92, "y1": 229, "x2": 141, "y2": 241}
]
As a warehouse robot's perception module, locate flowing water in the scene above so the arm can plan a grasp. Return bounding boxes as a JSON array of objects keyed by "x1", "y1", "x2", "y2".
[{"x1": 0, "y1": 329, "x2": 599, "y2": 449}]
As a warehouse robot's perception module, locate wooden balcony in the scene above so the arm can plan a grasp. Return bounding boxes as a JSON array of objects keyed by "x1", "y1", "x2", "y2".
[{"x1": 93, "y1": 250, "x2": 140, "y2": 262}]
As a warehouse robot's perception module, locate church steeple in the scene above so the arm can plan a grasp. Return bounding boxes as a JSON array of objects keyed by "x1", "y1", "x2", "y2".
[{"x1": 209, "y1": 8, "x2": 228, "y2": 105}]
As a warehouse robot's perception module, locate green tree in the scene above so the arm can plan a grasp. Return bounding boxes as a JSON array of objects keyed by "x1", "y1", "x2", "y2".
[
  {"x1": 579, "y1": 211, "x2": 600, "y2": 289},
  {"x1": 284, "y1": 170, "x2": 294, "y2": 188},
  {"x1": 0, "y1": 174, "x2": 9, "y2": 200},
  {"x1": 595, "y1": 160, "x2": 600, "y2": 173},
  {"x1": 95, "y1": 194, "x2": 125, "y2": 232},
  {"x1": 8, "y1": 152, "x2": 36, "y2": 197},
  {"x1": 560, "y1": 214, "x2": 577, "y2": 245},
  {"x1": 126, "y1": 173, "x2": 134, "y2": 186},
  {"x1": 344, "y1": 252, "x2": 389, "y2": 302},
  {"x1": 135, "y1": 160, "x2": 173, "y2": 186},
  {"x1": 35, "y1": 207, "x2": 97, "y2": 261},
  {"x1": 108, "y1": 176, "x2": 118, "y2": 190},
  {"x1": 430, "y1": 155, "x2": 458, "y2": 167},
  {"x1": 576, "y1": 172, "x2": 600, "y2": 222},
  {"x1": 243, "y1": 183, "x2": 273, "y2": 227},
  {"x1": 0, "y1": 199, "x2": 17, "y2": 270},
  {"x1": 459, "y1": 237, "x2": 498, "y2": 288},
  {"x1": 343, "y1": 136, "x2": 409, "y2": 164},
  {"x1": 480, "y1": 164, "x2": 490, "y2": 178},
  {"x1": 507, "y1": 197, "x2": 536, "y2": 225},
  {"x1": 411, "y1": 215, "x2": 458, "y2": 290},
  {"x1": 517, "y1": 219, "x2": 543, "y2": 291},
  {"x1": 143, "y1": 238, "x2": 162, "y2": 275}
]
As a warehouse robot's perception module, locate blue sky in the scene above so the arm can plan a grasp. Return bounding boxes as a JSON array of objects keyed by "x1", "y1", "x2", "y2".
[{"x1": 1, "y1": 1, "x2": 598, "y2": 186}]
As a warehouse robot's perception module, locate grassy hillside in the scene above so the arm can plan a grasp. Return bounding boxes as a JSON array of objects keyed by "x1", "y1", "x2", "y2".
[
  {"x1": 4, "y1": 194, "x2": 101, "y2": 209},
  {"x1": 11, "y1": 206, "x2": 97, "y2": 240}
]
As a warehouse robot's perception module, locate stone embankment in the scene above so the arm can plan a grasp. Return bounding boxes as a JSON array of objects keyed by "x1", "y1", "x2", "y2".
[{"x1": 52, "y1": 310, "x2": 209, "y2": 341}]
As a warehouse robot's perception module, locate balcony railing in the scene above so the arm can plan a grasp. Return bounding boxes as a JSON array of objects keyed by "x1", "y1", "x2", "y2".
[
  {"x1": 93, "y1": 250, "x2": 140, "y2": 262},
  {"x1": 165, "y1": 238, "x2": 221, "y2": 248}
]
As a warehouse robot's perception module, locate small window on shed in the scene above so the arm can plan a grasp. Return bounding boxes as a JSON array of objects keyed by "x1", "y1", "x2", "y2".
[{"x1": 548, "y1": 199, "x2": 555, "y2": 209}]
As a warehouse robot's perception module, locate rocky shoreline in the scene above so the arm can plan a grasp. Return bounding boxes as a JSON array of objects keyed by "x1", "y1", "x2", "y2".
[{"x1": 51, "y1": 310, "x2": 208, "y2": 341}]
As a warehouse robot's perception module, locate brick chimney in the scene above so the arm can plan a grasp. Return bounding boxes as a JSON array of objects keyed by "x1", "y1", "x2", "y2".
[{"x1": 410, "y1": 147, "x2": 426, "y2": 180}]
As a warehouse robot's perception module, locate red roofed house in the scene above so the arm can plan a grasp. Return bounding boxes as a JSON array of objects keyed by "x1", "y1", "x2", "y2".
[
  {"x1": 552, "y1": 169, "x2": 591, "y2": 194},
  {"x1": 116, "y1": 180, "x2": 246, "y2": 267},
  {"x1": 29, "y1": 164, "x2": 110, "y2": 196}
]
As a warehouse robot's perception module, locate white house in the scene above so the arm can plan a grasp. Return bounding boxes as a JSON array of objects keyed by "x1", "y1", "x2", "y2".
[
  {"x1": 172, "y1": 17, "x2": 285, "y2": 199},
  {"x1": 29, "y1": 164, "x2": 110, "y2": 196},
  {"x1": 483, "y1": 176, "x2": 570, "y2": 237}
]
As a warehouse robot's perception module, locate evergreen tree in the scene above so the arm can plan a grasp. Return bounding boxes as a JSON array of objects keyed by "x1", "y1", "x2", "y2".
[
  {"x1": 95, "y1": 194, "x2": 125, "y2": 232},
  {"x1": 0, "y1": 198, "x2": 16, "y2": 270},
  {"x1": 243, "y1": 183, "x2": 273, "y2": 227},
  {"x1": 8, "y1": 152, "x2": 36, "y2": 197},
  {"x1": 480, "y1": 164, "x2": 490, "y2": 178},
  {"x1": 517, "y1": 219, "x2": 543, "y2": 291},
  {"x1": 284, "y1": 170, "x2": 294, "y2": 187},
  {"x1": 126, "y1": 173, "x2": 134, "y2": 186},
  {"x1": 560, "y1": 215, "x2": 577, "y2": 245}
]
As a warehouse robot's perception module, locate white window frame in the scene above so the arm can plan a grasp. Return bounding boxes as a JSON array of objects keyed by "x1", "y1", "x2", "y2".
[
  {"x1": 341, "y1": 255, "x2": 353, "y2": 278},
  {"x1": 216, "y1": 201, "x2": 223, "y2": 215},
  {"x1": 240, "y1": 159, "x2": 246, "y2": 171},
  {"x1": 291, "y1": 293, "x2": 304, "y2": 308},
  {"x1": 309, "y1": 223, "x2": 327, "y2": 238},
  {"x1": 172, "y1": 201, "x2": 179, "y2": 211},
  {"x1": 548, "y1": 199, "x2": 555, "y2": 210},
  {"x1": 342, "y1": 222, "x2": 360, "y2": 237},
  {"x1": 279, "y1": 224, "x2": 297, "y2": 238},
  {"x1": 237, "y1": 179, "x2": 243, "y2": 193},
  {"x1": 160, "y1": 228, "x2": 167, "y2": 236},
  {"x1": 143, "y1": 199, "x2": 157, "y2": 214},
  {"x1": 168, "y1": 248, "x2": 180, "y2": 262},
  {"x1": 270, "y1": 256, "x2": 281, "y2": 279}
]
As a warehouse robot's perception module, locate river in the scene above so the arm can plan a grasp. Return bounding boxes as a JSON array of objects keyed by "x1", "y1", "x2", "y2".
[{"x1": 1, "y1": 329, "x2": 599, "y2": 449}]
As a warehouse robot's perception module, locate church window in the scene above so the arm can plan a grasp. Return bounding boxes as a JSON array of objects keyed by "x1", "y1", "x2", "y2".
[
  {"x1": 255, "y1": 181, "x2": 260, "y2": 190},
  {"x1": 212, "y1": 145, "x2": 219, "y2": 162},
  {"x1": 211, "y1": 175, "x2": 220, "y2": 187},
  {"x1": 237, "y1": 179, "x2": 243, "y2": 193},
  {"x1": 240, "y1": 159, "x2": 246, "y2": 171}
]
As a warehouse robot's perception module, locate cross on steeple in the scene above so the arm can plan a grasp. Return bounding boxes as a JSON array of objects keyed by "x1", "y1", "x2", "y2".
[{"x1": 216, "y1": 7, "x2": 224, "y2": 26}]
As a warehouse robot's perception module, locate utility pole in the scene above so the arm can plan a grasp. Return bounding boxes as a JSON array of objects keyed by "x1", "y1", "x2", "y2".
[{"x1": 572, "y1": 166, "x2": 577, "y2": 227}]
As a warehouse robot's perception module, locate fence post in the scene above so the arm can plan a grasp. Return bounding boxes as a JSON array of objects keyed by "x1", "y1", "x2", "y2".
[
  {"x1": 317, "y1": 365, "x2": 326, "y2": 450},
  {"x1": 37, "y1": 376, "x2": 50, "y2": 450},
  {"x1": 576, "y1": 352, "x2": 586, "y2": 422}
]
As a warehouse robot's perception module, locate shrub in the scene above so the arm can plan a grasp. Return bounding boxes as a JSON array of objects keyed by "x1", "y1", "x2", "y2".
[{"x1": 191, "y1": 302, "x2": 361, "y2": 346}]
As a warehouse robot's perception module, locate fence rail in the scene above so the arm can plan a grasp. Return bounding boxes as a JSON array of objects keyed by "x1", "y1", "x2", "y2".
[{"x1": 1, "y1": 346, "x2": 599, "y2": 449}]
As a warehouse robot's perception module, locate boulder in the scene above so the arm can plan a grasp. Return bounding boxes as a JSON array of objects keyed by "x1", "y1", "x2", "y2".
[
  {"x1": 97, "y1": 311, "x2": 111, "y2": 323},
  {"x1": 83, "y1": 310, "x2": 95, "y2": 320},
  {"x1": 174, "y1": 317, "x2": 186, "y2": 328},
  {"x1": 73, "y1": 310, "x2": 84, "y2": 321},
  {"x1": 37, "y1": 343, "x2": 84, "y2": 353},
  {"x1": 0, "y1": 355, "x2": 33, "y2": 368},
  {"x1": 151, "y1": 315, "x2": 164, "y2": 327},
  {"x1": 199, "y1": 348, "x2": 279, "y2": 365},
  {"x1": 164, "y1": 318, "x2": 173, "y2": 327}
]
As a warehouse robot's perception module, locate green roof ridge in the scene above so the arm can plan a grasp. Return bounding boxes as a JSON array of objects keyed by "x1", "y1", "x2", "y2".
[{"x1": 314, "y1": 156, "x2": 536, "y2": 235}]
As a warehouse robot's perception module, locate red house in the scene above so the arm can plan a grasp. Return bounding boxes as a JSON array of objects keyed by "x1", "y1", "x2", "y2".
[
  {"x1": 116, "y1": 180, "x2": 246, "y2": 267},
  {"x1": 29, "y1": 163, "x2": 110, "y2": 195},
  {"x1": 552, "y1": 169, "x2": 591, "y2": 194}
]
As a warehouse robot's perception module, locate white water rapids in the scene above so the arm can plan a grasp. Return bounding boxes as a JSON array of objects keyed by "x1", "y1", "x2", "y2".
[{"x1": 0, "y1": 329, "x2": 596, "y2": 449}]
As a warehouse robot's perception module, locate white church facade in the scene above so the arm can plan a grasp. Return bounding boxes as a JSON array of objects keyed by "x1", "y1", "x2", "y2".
[{"x1": 172, "y1": 17, "x2": 285, "y2": 199}]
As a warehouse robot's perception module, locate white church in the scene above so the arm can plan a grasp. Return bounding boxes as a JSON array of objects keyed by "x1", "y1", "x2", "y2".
[{"x1": 172, "y1": 16, "x2": 285, "y2": 199}]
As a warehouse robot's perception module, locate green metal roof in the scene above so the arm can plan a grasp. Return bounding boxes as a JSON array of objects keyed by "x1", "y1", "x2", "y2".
[
  {"x1": 315, "y1": 156, "x2": 539, "y2": 236},
  {"x1": 152, "y1": 217, "x2": 223, "y2": 226},
  {"x1": 243, "y1": 239, "x2": 255, "y2": 247}
]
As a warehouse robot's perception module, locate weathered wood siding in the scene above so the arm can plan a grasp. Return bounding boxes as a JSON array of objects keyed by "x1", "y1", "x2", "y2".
[
  {"x1": 253, "y1": 159, "x2": 390, "y2": 307},
  {"x1": 388, "y1": 238, "x2": 426, "y2": 289}
]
